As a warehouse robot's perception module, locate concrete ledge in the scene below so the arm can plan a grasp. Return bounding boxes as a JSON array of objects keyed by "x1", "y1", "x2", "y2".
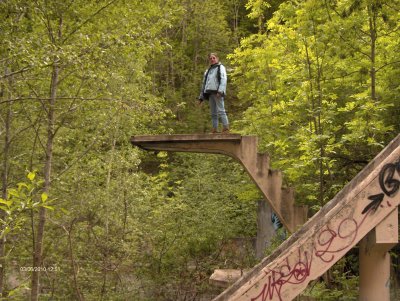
[
  {"x1": 131, "y1": 134, "x2": 242, "y2": 143},
  {"x1": 130, "y1": 133, "x2": 307, "y2": 233},
  {"x1": 210, "y1": 269, "x2": 249, "y2": 288}
]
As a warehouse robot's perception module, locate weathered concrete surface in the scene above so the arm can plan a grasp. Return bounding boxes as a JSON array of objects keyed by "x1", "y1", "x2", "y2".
[
  {"x1": 131, "y1": 134, "x2": 242, "y2": 154},
  {"x1": 256, "y1": 200, "x2": 276, "y2": 259},
  {"x1": 210, "y1": 269, "x2": 249, "y2": 288},
  {"x1": 359, "y1": 207, "x2": 398, "y2": 301},
  {"x1": 212, "y1": 134, "x2": 400, "y2": 301},
  {"x1": 131, "y1": 134, "x2": 307, "y2": 233}
]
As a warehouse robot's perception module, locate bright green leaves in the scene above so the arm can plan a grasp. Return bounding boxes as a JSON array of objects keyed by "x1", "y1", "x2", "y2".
[
  {"x1": 229, "y1": 0, "x2": 400, "y2": 208},
  {"x1": 246, "y1": 0, "x2": 271, "y2": 20},
  {"x1": 0, "y1": 172, "x2": 53, "y2": 238},
  {"x1": 0, "y1": 0, "x2": 263, "y2": 299},
  {"x1": 27, "y1": 171, "x2": 35, "y2": 181}
]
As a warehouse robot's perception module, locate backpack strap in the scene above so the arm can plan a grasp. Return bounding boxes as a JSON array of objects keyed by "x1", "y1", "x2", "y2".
[{"x1": 217, "y1": 64, "x2": 221, "y2": 90}]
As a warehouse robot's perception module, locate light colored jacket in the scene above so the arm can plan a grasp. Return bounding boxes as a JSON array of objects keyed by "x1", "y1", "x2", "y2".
[{"x1": 198, "y1": 63, "x2": 227, "y2": 100}]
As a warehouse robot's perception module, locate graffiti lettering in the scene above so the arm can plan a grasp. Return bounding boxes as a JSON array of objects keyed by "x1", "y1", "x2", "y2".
[
  {"x1": 252, "y1": 250, "x2": 312, "y2": 301},
  {"x1": 252, "y1": 214, "x2": 365, "y2": 300},
  {"x1": 250, "y1": 159, "x2": 399, "y2": 301},
  {"x1": 363, "y1": 160, "x2": 400, "y2": 214},
  {"x1": 315, "y1": 218, "x2": 358, "y2": 263},
  {"x1": 314, "y1": 228, "x2": 336, "y2": 263},
  {"x1": 379, "y1": 161, "x2": 400, "y2": 196}
]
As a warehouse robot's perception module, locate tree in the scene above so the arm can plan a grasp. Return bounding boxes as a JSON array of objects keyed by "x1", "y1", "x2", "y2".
[
  {"x1": 150, "y1": 0, "x2": 245, "y2": 134},
  {"x1": 1, "y1": 0, "x2": 176, "y2": 298},
  {"x1": 228, "y1": 0, "x2": 400, "y2": 296},
  {"x1": 229, "y1": 0, "x2": 400, "y2": 208}
]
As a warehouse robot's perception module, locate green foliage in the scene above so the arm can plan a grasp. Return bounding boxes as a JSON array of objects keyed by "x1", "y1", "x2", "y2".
[
  {"x1": 132, "y1": 153, "x2": 258, "y2": 299},
  {"x1": 227, "y1": 0, "x2": 400, "y2": 298},
  {"x1": 229, "y1": 0, "x2": 400, "y2": 208},
  {"x1": 302, "y1": 257, "x2": 359, "y2": 301},
  {"x1": 0, "y1": 172, "x2": 52, "y2": 238},
  {"x1": 144, "y1": 0, "x2": 271, "y2": 134},
  {"x1": 1, "y1": 0, "x2": 399, "y2": 299}
]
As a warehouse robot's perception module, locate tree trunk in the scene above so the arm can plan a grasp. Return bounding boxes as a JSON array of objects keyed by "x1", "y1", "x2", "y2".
[
  {"x1": 0, "y1": 74, "x2": 12, "y2": 296},
  {"x1": 368, "y1": 3, "x2": 377, "y2": 101},
  {"x1": 66, "y1": 220, "x2": 85, "y2": 301},
  {"x1": 304, "y1": 37, "x2": 325, "y2": 205},
  {"x1": 255, "y1": 200, "x2": 276, "y2": 259},
  {"x1": 31, "y1": 63, "x2": 58, "y2": 301}
]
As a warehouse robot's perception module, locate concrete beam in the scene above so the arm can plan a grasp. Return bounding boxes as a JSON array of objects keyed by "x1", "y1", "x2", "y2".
[
  {"x1": 131, "y1": 134, "x2": 307, "y2": 233},
  {"x1": 359, "y1": 207, "x2": 398, "y2": 301},
  {"x1": 210, "y1": 269, "x2": 249, "y2": 288},
  {"x1": 212, "y1": 133, "x2": 400, "y2": 301}
]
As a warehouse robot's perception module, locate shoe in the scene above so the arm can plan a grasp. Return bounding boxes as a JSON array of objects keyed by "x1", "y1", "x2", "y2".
[
  {"x1": 211, "y1": 128, "x2": 218, "y2": 134},
  {"x1": 222, "y1": 127, "x2": 230, "y2": 134}
]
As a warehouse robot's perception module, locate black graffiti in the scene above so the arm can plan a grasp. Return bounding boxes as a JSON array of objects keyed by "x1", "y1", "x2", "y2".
[
  {"x1": 379, "y1": 161, "x2": 400, "y2": 196},
  {"x1": 362, "y1": 193, "x2": 384, "y2": 214},
  {"x1": 362, "y1": 160, "x2": 400, "y2": 215}
]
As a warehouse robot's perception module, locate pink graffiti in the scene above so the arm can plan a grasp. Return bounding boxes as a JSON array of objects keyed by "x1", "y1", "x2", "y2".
[
  {"x1": 249, "y1": 159, "x2": 399, "y2": 300},
  {"x1": 250, "y1": 249, "x2": 312, "y2": 301},
  {"x1": 314, "y1": 206, "x2": 375, "y2": 263},
  {"x1": 250, "y1": 211, "x2": 374, "y2": 300},
  {"x1": 315, "y1": 217, "x2": 359, "y2": 263}
]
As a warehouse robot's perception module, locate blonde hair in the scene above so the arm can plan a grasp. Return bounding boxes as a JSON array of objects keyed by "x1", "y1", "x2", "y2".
[{"x1": 208, "y1": 53, "x2": 219, "y2": 59}]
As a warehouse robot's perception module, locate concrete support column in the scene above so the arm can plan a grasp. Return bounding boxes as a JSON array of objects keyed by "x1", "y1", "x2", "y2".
[
  {"x1": 359, "y1": 207, "x2": 398, "y2": 301},
  {"x1": 255, "y1": 200, "x2": 275, "y2": 259}
]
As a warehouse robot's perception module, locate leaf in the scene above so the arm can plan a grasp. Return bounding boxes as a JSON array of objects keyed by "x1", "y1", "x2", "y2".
[
  {"x1": 27, "y1": 172, "x2": 36, "y2": 181},
  {"x1": 61, "y1": 208, "x2": 70, "y2": 215},
  {"x1": 7, "y1": 190, "x2": 19, "y2": 198},
  {"x1": 0, "y1": 206, "x2": 9, "y2": 212},
  {"x1": 0, "y1": 199, "x2": 12, "y2": 208},
  {"x1": 42, "y1": 205, "x2": 54, "y2": 210},
  {"x1": 41, "y1": 193, "x2": 48, "y2": 202},
  {"x1": 17, "y1": 183, "x2": 29, "y2": 190}
]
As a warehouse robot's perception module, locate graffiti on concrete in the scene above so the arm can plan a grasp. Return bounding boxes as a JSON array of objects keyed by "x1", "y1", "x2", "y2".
[
  {"x1": 363, "y1": 160, "x2": 400, "y2": 214},
  {"x1": 251, "y1": 249, "x2": 311, "y2": 301},
  {"x1": 250, "y1": 160, "x2": 399, "y2": 301},
  {"x1": 250, "y1": 215, "x2": 366, "y2": 301}
]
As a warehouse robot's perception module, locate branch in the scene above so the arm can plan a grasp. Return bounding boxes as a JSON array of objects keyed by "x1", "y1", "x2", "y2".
[
  {"x1": 52, "y1": 93, "x2": 144, "y2": 183},
  {"x1": 323, "y1": 0, "x2": 371, "y2": 60},
  {"x1": 0, "y1": 66, "x2": 30, "y2": 79},
  {"x1": 62, "y1": 0, "x2": 120, "y2": 44},
  {"x1": 0, "y1": 96, "x2": 121, "y2": 105},
  {"x1": 376, "y1": 60, "x2": 400, "y2": 72}
]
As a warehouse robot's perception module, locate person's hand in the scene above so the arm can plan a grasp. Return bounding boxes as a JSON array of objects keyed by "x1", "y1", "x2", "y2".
[
  {"x1": 197, "y1": 99, "x2": 203, "y2": 106},
  {"x1": 216, "y1": 92, "x2": 222, "y2": 99}
]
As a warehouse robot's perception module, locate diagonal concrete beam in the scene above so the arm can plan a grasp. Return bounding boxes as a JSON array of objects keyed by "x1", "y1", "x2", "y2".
[
  {"x1": 131, "y1": 134, "x2": 307, "y2": 233},
  {"x1": 212, "y1": 133, "x2": 400, "y2": 301}
]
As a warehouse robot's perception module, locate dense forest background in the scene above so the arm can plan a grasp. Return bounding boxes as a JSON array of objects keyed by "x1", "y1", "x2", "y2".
[{"x1": 0, "y1": 0, "x2": 399, "y2": 300}]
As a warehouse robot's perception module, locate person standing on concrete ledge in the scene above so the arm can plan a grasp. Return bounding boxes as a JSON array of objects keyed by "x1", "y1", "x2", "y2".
[{"x1": 198, "y1": 53, "x2": 230, "y2": 134}]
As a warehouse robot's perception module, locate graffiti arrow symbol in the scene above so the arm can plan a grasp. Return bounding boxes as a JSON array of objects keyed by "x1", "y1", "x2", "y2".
[{"x1": 362, "y1": 193, "x2": 384, "y2": 214}]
